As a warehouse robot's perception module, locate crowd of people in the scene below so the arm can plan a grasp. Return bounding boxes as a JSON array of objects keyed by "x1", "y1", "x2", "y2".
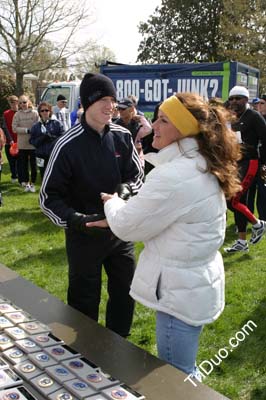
[
  {"x1": 1, "y1": 94, "x2": 67, "y2": 192},
  {"x1": 1, "y1": 76, "x2": 266, "y2": 381}
]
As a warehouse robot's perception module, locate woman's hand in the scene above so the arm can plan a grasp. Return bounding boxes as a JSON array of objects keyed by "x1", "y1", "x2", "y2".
[
  {"x1": 85, "y1": 218, "x2": 109, "y2": 228},
  {"x1": 100, "y1": 192, "x2": 118, "y2": 204},
  {"x1": 84, "y1": 192, "x2": 117, "y2": 228}
]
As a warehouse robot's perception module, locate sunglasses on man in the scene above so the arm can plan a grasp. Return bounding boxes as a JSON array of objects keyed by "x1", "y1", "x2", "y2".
[{"x1": 228, "y1": 96, "x2": 246, "y2": 101}]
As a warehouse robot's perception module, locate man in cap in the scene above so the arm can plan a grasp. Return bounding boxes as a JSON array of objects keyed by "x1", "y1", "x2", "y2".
[
  {"x1": 40, "y1": 73, "x2": 144, "y2": 337},
  {"x1": 224, "y1": 86, "x2": 266, "y2": 253},
  {"x1": 259, "y1": 94, "x2": 266, "y2": 119},
  {"x1": 251, "y1": 97, "x2": 260, "y2": 111},
  {"x1": 115, "y1": 98, "x2": 141, "y2": 141},
  {"x1": 247, "y1": 94, "x2": 266, "y2": 222},
  {"x1": 52, "y1": 94, "x2": 71, "y2": 132},
  {"x1": 115, "y1": 98, "x2": 152, "y2": 169}
]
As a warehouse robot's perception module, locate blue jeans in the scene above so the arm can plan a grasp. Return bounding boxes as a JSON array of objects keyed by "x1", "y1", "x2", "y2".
[{"x1": 156, "y1": 311, "x2": 203, "y2": 375}]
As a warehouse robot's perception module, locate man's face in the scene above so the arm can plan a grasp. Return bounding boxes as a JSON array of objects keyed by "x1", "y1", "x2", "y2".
[
  {"x1": 9, "y1": 99, "x2": 18, "y2": 111},
  {"x1": 228, "y1": 95, "x2": 248, "y2": 115},
  {"x1": 259, "y1": 99, "x2": 266, "y2": 116},
  {"x1": 57, "y1": 100, "x2": 67, "y2": 109},
  {"x1": 85, "y1": 96, "x2": 116, "y2": 131},
  {"x1": 118, "y1": 106, "x2": 134, "y2": 122}
]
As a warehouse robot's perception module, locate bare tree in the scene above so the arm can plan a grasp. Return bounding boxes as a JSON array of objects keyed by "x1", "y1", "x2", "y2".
[
  {"x1": 0, "y1": 0, "x2": 95, "y2": 94},
  {"x1": 74, "y1": 40, "x2": 116, "y2": 77}
]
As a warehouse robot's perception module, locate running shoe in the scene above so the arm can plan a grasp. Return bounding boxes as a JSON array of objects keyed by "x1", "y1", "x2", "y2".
[
  {"x1": 250, "y1": 220, "x2": 266, "y2": 245},
  {"x1": 224, "y1": 240, "x2": 249, "y2": 253}
]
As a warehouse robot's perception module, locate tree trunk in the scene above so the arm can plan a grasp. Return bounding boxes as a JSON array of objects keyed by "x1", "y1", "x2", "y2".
[{"x1": 16, "y1": 71, "x2": 24, "y2": 96}]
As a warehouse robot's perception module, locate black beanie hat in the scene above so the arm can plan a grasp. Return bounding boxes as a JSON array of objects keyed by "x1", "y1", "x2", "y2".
[
  {"x1": 80, "y1": 73, "x2": 116, "y2": 110},
  {"x1": 57, "y1": 94, "x2": 67, "y2": 101}
]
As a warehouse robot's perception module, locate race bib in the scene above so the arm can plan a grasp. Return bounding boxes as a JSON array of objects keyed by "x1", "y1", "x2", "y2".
[{"x1": 36, "y1": 157, "x2": 45, "y2": 167}]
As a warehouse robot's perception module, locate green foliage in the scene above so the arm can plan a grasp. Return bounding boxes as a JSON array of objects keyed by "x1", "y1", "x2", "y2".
[
  {"x1": 0, "y1": 69, "x2": 37, "y2": 118},
  {"x1": 0, "y1": 72, "x2": 16, "y2": 121},
  {"x1": 220, "y1": 0, "x2": 266, "y2": 92},
  {"x1": 137, "y1": 0, "x2": 266, "y2": 91},
  {"x1": 0, "y1": 158, "x2": 266, "y2": 399},
  {"x1": 137, "y1": 0, "x2": 223, "y2": 63}
]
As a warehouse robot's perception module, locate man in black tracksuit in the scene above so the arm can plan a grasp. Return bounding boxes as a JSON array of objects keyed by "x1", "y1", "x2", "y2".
[
  {"x1": 224, "y1": 86, "x2": 266, "y2": 253},
  {"x1": 40, "y1": 73, "x2": 144, "y2": 337}
]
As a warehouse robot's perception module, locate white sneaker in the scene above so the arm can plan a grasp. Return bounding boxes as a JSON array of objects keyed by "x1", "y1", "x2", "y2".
[
  {"x1": 29, "y1": 184, "x2": 36, "y2": 193},
  {"x1": 24, "y1": 184, "x2": 31, "y2": 192},
  {"x1": 224, "y1": 240, "x2": 249, "y2": 253},
  {"x1": 21, "y1": 182, "x2": 27, "y2": 187},
  {"x1": 250, "y1": 220, "x2": 266, "y2": 245}
]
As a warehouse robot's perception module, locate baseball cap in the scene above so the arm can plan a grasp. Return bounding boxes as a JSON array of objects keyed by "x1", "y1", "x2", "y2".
[
  {"x1": 117, "y1": 98, "x2": 134, "y2": 109},
  {"x1": 252, "y1": 98, "x2": 260, "y2": 104}
]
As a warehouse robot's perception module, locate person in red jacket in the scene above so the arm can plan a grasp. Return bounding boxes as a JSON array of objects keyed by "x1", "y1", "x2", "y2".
[
  {"x1": 0, "y1": 127, "x2": 6, "y2": 206},
  {"x1": 2, "y1": 95, "x2": 19, "y2": 182}
]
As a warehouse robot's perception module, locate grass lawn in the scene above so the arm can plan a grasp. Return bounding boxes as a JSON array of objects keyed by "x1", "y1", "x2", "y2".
[{"x1": 0, "y1": 159, "x2": 266, "y2": 400}]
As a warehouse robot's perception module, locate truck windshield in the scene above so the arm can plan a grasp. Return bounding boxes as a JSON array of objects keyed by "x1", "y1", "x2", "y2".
[{"x1": 41, "y1": 87, "x2": 70, "y2": 108}]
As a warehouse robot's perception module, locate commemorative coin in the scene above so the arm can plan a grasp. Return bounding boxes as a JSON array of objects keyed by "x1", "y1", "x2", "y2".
[
  {"x1": 111, "y1": 389, "x2": 128, "y2": 399},
  {"x1": 38, "y1": 377, "x2": 54, "y2": 388}
]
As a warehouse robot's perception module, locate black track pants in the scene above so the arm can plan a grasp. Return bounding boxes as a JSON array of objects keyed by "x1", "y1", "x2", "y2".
[{"x1": 65, "y1": 230, "x2": 136, "y2": 337}]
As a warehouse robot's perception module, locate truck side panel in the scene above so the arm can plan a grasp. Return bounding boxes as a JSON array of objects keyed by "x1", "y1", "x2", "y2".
[
  {"x1": 101, "y1": 62, "x2": 231, "y2": 112},
  {"x1": 101, "y1": 61, "x2": 259, "y2": 113}
]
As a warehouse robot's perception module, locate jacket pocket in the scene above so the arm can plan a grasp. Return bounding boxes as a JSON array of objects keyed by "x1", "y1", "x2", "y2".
[
  {"x1": 130, "y1": 253, "x2": 162, "y2": 304},
  {"x1": 156, "y1": 273, "x2": 162, "y2": 300}
]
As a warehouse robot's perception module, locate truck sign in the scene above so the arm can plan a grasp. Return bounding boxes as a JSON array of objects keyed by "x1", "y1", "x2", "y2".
[{"x1": 100, "y1": 61, "x2": 260, "y2": 112}]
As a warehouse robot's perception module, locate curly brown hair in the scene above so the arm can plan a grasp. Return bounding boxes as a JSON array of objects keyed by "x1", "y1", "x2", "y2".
[{"x1": 176, "y1": 93, "x2": 242, "y2": 199}]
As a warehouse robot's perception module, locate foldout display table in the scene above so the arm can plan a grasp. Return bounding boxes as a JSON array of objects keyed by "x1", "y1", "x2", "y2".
[{"x1": 0, "y1": 263, "x2": 229, "y2": 400}]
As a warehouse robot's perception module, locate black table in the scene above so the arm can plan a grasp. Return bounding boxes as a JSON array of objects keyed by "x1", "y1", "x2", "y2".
[{"x1": 0, "y1": 263, "x2": 229, "y2": 400}]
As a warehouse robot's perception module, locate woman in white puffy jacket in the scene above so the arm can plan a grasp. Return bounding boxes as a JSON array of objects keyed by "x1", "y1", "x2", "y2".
[{"x1": 87, "y1": 93, "x2": 241, "y2": 378}]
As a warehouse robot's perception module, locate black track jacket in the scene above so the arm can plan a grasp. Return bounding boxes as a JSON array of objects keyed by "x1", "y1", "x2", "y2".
[
  {"x1": 231, "y1": 108, "x2": 266, "y2": 163},
  {"x1": 39, "y1": 118, "x2": 144, "y2": 228}
]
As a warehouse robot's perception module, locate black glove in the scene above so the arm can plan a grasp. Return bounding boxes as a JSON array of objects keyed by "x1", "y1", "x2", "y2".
[
  {"x1": 115, "y1": 183, "x2": 132, "y2": 201},
  {"x1": 27, "y1": 129, "x2": 31, "y2": 134},
  {"x1": 68, "y1": 212, "x2": 110, "y2": 236}
]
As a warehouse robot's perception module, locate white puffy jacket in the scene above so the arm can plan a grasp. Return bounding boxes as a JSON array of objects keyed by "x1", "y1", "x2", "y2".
[{"x1": 104, "y1": 138, "x2": 226, "y2": 326}]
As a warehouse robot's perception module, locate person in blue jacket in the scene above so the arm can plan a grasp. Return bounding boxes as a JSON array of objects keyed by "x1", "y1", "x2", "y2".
[
  {"x1": 70, "y1": 97, "x2": 83, "y2": 126},
  {"x1": 39, "y1": 73, "x2": 144, "y2": 337},
  {"x1": 29, "y1": 102, "x2": 64, "y2": 179}
]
